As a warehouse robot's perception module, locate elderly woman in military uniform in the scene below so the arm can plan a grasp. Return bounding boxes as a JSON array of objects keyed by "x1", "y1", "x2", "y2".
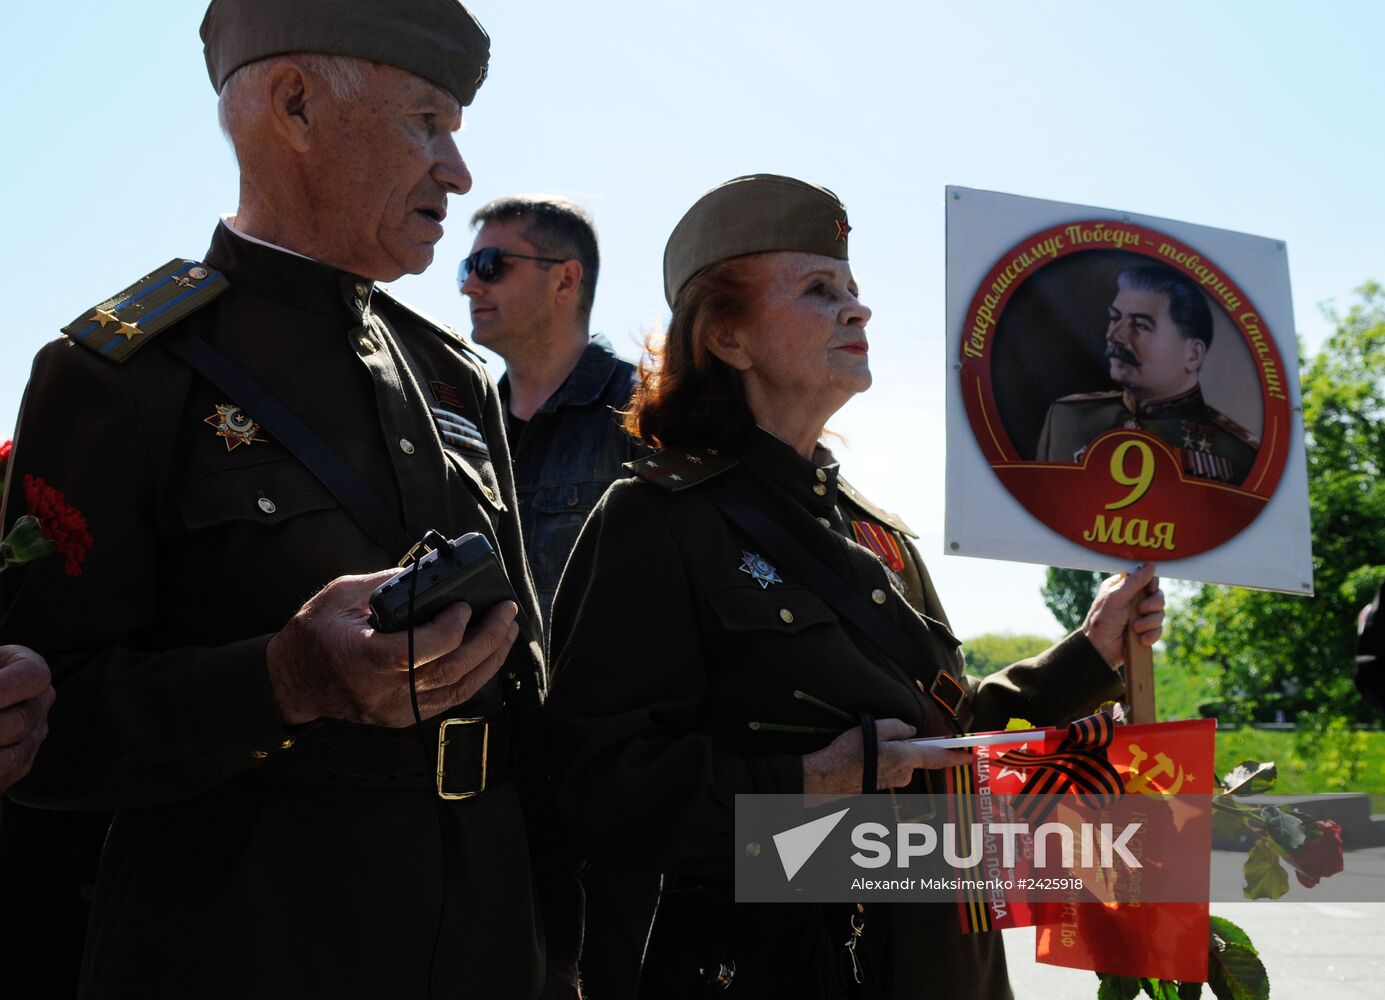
[{"x1": 546, "y1": 175, "x2": 1165, "y2": 999}]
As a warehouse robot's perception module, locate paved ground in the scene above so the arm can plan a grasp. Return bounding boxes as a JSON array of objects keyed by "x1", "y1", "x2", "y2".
[{"x1": 1003, "y1": 847, "x2": 1385, "y2": 999}]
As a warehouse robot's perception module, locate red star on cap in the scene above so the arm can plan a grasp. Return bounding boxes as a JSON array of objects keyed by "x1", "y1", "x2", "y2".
[{"x1": 835, "y1": 217, "x2": 851, "y2": 242}]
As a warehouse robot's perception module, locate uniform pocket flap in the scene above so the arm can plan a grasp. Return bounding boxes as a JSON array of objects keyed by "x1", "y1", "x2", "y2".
[
  {"x1": 179, "y1": 459, "x2": 339, "y2": 529},
  {"x1": 708, "y1": 586, "x2": 837, "y2": 634}
]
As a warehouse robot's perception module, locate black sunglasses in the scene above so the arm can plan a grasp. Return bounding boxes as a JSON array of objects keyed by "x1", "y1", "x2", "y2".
[{"x1": 458, "y1": 246, "x2": 567, "y2": 285}]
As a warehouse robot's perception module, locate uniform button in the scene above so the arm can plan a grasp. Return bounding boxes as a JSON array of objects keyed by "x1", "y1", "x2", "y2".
[
  {"x1": 279, "y1": 738, "x2": 295, "y2": 751},
  {"x1": 779, "y1": 608, "x2": 795, "y2": 624},
  {"x1": 399, "y1": 438, "x2": 415, "y2": 455},
  {"x1": 188, "y1": 266, "x2": 209, "y2": 280},
  {"x1": 817, "y1": 517, "x2": 831, "y2": 528},
  {"x1": 813, "y1": 484, "x2": 827, "y2": 497},
  {"x1": 353, "y1": 298, "x2": 365, "y2": 310},
  {"x1": 816, "y1": 468, "x2": 828, "y2": 483},
  {"x1": 358, "y1": 335, "x2": 376, "y2": 353},
  {"x1": 250, "y1": 750, "x2": 269, "y2": 761},
  {"x1": 355, "y1": 281, "x2": 369, "y2": 298},
  {"x1": 745, "y1": 842, "x2": 762, "y2": 859},
  {"x1": 257, "y1": 497, "x2": 277, "y2": 514},
  {"x1": 871, "y1": 588, "x2": 888, "y2": 605}
]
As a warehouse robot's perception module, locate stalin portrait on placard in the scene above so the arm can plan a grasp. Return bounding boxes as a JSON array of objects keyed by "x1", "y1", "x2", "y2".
[{"x1": 1035, "y1": 263, "x2": 1259, "y2": 486}]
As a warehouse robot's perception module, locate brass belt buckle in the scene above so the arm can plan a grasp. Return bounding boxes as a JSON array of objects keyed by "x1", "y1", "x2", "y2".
[{"x1": 437, "y1": 716, "x2": 489, "y2": 800}]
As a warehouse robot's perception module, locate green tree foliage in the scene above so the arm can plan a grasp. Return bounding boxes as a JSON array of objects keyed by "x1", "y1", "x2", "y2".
[
  {"x1": 962, "y1": 632, "x2": 1053, "y2": 676},
  {"x1": 1041, "y1": 567, "x2": 1105, "y2": 633},
  {"x1": 1166, "y1": 283, "x2": 1385, "y2": 724}
]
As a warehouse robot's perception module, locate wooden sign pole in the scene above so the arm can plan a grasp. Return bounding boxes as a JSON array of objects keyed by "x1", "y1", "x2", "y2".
[{"x1": 1124, "y1": 602, "x2": 1156, "y2": 723}]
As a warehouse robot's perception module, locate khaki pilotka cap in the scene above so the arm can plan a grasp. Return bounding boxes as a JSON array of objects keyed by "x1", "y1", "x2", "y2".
[
  {"x1": 662, "y1": 174, "x2": 852, "y2": 307},
  {"x1": 201, "y1": 0, "x2": 491, "y2": 108}
]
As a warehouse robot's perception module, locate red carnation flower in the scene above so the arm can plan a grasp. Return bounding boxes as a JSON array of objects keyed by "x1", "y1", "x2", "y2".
[
  {"x1": 0, "y1": 440, "x2": 12, "y2": 464},
  {"x1": 1287, "y1": 818, "x2": 1345, "y2": 888},
  {"x1": 20, "y1": 475, "x2": 93, "y2": 577}
]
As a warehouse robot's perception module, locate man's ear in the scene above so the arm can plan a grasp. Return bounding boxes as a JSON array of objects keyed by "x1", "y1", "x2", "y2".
[
  {"x1": 552, "y1": 259, "x2": 584, "y2": 308},
  {"x1": 1184, "y1": 337, "x2": 1208, "y2": 373},
  {"x1": 705, "y1": 324, "x2": 754, "y2": 372},
  {"x1": 266, "y1": 61, "x2": 315, "y2": 154}
]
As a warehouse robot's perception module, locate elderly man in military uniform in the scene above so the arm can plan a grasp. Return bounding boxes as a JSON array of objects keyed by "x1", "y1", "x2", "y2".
[
  {"x1": 0, "y1": 2, "x2": 578, "y2": 997},
  {"x1": 1036, "y1": 264, "x2": 1258, "y2": 485}
]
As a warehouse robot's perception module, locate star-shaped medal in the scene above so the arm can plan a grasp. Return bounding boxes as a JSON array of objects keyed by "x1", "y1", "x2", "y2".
[
  {"x1": 116, "y1": 320, "x2": 142, "y2": 342},
  {"x1": 835, "y1": 217, "x2": 851, "y2": 242},
  {"x1": 204, "y1": 403, "x2": 269, "y2": 452},
  {"x1": 739, "y1": 551, "x2": 782, "y2": 589},
  {"x1": 88, "y1": 308, "x2": 120, "y2": 328}
]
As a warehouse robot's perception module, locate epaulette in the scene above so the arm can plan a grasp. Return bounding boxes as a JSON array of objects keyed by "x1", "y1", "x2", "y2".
[
  {"x1": 374, "y1": 286, "x2": 483, "y2": 361},
  {"x1": 625, "y1": 447, "x2": 737, "y2": 491},
  {"x1": 1208, "y1": 408, "x2": 1261, "y2": 448},
  {"x1": 62, "y1": 259, "x2": 228, "y2": 364},
  {"x1": 838, "y1": 475, "x2": 918, "y2": 538},
  {"x1": 1054, "y1": 390, "x2": 1122, "y2": 404}
]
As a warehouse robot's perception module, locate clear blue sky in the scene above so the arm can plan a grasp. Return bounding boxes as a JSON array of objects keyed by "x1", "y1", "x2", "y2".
[{"x1": 2, "y1": 0, "x2": 1380, "y2": 638}]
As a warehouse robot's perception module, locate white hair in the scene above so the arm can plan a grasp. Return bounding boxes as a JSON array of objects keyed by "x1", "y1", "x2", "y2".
[{"x1": 217, "y1": 53, "x2": 370, "y2": 145}]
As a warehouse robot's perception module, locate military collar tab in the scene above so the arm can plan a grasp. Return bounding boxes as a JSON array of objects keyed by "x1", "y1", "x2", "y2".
[
  {"x1": 626, "y1": 447, "x2": 738, "y2": 491},
  {"x1": 1122, "y1": 385, "x2": 1205, "y2": 420},
  {"x1": 372, "y1": 287, "x2": 483, "y2": 361},
  {"x1": 62, "y1": 259, "x2": 229, "y2": 364},
  {"x1": 837, "y1": 475, "x2": 918, "y2": 538}
]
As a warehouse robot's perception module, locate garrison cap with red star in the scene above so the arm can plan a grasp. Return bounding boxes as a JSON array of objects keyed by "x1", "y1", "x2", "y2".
[{"x1": 662, "y1": 173, "x2": 852, "y2": 307}]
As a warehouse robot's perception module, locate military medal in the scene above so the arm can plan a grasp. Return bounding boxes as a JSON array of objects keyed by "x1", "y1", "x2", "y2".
[
  {"x1": 851, "y1": 520, "x2": 905, "y2": 573},
  {"x1": 738, "y1": 551, "x2": 782, "y2": 589},
  {"x1": 204, "y1": 403, "x2": 269, "y2": 451},
  {"x1": 431, "y1": 405, "x2": 489, "y2": 456}
]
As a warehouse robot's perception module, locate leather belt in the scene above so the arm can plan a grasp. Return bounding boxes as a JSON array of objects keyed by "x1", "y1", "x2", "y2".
[{"x1": 249, "y1": 715, "x2": 512, "y2": 799}]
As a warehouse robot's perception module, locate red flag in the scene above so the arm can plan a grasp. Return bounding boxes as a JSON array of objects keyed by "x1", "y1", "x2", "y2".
[{"x1": 1034, "y1": 718, "x2": 1216, "y2": 983}]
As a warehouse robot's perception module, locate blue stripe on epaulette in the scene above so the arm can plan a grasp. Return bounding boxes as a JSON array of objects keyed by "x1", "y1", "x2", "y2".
[{"x1": 73, "y1": 263, "x2": 195, "y2": 342}]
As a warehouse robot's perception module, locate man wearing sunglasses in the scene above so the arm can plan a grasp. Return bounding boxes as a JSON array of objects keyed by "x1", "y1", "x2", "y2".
[
  {"x1": 459, "y1": 197, "x2": 641, "y2": 632},
  {"x1": 460, "y1": 198, "x2": 650, "y2": 999}
]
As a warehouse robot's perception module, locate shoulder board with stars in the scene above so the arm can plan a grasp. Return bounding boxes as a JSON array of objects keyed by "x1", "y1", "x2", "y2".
[
  {"x1": 373, "y1": 286, "x2": 482, "y2": 361},
  {"x1": 61, "y1": 259, "x2": 228, "y2": 364},
  {"x1": 1053, "y1": 389, "x2": 1122, "y2": 404},
  {"x1": 625, "y1": 447, "x2": 737, "y2": 491},
  {"x1": 1207, "y1": 408, "x2": 1261, "y2": 448},
  {"x1": 837, "y1": 475, "x2": 918, "y2": 538}
]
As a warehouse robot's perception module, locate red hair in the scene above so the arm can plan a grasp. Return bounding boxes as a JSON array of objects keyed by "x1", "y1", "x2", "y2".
[{"x1": 624, "y1": 256, "x2": 765, "y2": 449}]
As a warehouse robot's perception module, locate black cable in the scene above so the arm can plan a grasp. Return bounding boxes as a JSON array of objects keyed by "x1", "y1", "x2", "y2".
[{"x1": 404, "y1": 552, "x2": 446, "y2": 999}]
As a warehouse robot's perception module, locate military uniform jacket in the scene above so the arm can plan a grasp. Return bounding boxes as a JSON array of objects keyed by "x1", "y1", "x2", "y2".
[
  {"x1": 546, "y1": 427, "x2": 1122, "y2": 999},
  {"x1": 0, "y1": 223, "x2": 574, "y2": 998},
  {"x1": 1036, "y1": 385, "x2": 1258, "y2": 486}
]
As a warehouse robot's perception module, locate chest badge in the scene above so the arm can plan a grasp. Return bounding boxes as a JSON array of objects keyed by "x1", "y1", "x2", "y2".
[
  {"x1": 204, "y1": 403, "x2": 268, "y2": 451},
  {"x1": 739, "y1": 550, "x2": 782, "y2": 589},
  {"x1": 431, "y1": 405, "x2": 489, "y2": 457},
  {"x1": 851, "y1": 520, "x2": 905, "y2": 573}
]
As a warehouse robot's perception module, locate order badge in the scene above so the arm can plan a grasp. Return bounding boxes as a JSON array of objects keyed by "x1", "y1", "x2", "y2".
[{"x1": 957, "y1": 218, "x2": 1293, "y2": 562}]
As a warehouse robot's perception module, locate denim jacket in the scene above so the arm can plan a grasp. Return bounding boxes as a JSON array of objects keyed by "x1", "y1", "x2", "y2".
[{"x1": 502, "y1": 334, "x2": 641, "y2": 635}]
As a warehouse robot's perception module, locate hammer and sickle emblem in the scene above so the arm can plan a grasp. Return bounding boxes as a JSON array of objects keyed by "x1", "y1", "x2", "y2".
[{"x1": 1124, "y1": 743, "x2": 1189, "y2": 794}]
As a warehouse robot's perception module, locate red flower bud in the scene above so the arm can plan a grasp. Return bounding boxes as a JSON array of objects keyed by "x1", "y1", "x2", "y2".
[
  {"x1": 20, "y1": 475, "x2": 93, "y2": 577},
  {"x1": 0, "y1": 439, "x2": 12, "y2": 464},
  {"x1": 1287, "y1": 818, "x2": 1344, "y2": 889}
]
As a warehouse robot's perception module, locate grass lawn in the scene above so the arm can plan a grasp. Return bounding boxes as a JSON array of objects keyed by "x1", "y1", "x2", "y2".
[{"x1": 1212, "y1": 727, "x2": 1385, "y2": 813}]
